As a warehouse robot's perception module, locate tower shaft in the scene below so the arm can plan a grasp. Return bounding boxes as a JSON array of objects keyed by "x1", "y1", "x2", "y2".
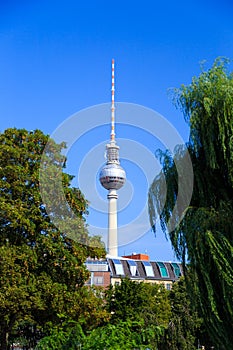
[{"x1": 107, "y1": 189, "x2": 118, "y2": 256}]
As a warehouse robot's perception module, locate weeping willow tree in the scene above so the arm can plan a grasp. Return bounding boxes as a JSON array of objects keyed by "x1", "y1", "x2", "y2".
[{"x1": 148, "y1": 58, "x2": 233, "y2": 349}]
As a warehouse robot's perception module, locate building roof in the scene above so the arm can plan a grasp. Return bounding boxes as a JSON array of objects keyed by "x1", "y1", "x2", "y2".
[{"x1": 86, "y1": 256, "x2": 183, "y2": 282}]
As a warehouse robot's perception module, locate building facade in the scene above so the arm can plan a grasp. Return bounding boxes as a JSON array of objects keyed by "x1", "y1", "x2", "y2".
[{"x1": 85, "y1": 254, "x2": 183, "y2": 289}]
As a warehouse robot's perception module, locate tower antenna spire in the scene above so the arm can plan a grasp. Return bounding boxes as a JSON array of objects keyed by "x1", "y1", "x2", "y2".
[{"x1": 111, "y1": 58, "x2": 115, "y2": 142}]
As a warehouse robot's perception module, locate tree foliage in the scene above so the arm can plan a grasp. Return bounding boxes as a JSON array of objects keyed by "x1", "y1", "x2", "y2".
[
  {"x1": 35, "y1": 278, "x2": 202, "y2": 350},
  {"x1": 158, "y1": 277, "x2": 202, "y2": 350},
  {"x1": 106, "y1": 277, "x2": 171, "y2": 325},
  {"x1": 35, "y1": 320, "x2": 85, "y2": 350},
  {"x1": 105, "y1": 278, "x2": 171, "y2": 349},
  {"x1": 0, "y1": 128, "x2": 106, "y2": 350},
  {"x1": 148, "y1": 58, "x2": 233, "y2": 349},
  {"x1": 83, "y1": 320, "x2": 146, "y2": 350}
]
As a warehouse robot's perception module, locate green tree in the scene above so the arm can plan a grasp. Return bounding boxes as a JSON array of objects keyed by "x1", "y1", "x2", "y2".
[
  {"x1": 105, "y1": 278, "x2": 171, "y2": 349},
  {"x1": 0, "y1": 128, "x2": 106, "y2": 350},
  {"x1": 149, "y1": 58, "x2": 233, "y2": 349},
  {"x1": 35, "y1": 321, "x2": 85, "y2": 350},
  {"x1": 0, "y1": 244, "x2": 41, "y2": 349},
  {"x1": 82, "y1": 320, "x2": 145, "y2": 350},
  {"x1": 158, "y1": 277, "x2": 202, "y2": 350}
]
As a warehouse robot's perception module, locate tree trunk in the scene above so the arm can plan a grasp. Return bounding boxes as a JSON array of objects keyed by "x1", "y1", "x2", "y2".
[
  {"x1": 0, "y1": 317, "x2": 16, "y2": 350},
  {"x1": 0, "y1": 327, "x2": 9, "y2": 350}
]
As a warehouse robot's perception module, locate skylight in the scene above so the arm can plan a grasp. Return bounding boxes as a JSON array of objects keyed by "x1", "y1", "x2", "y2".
[
  {"x1": 172, "y1": 263, "x2": 181, "y2": 277},
  {"x1": 112, "y1": 259, "x2": 124, "y2": 275},
  {"x1": 142, "y1": 261, "x2": 154, "y2": 277},
  {"x1": 157, "y1": 262, "x2": 169, "y2": 278},
  {"x1": 127, "y1": 260, "x2": 137, "y2": 276}
]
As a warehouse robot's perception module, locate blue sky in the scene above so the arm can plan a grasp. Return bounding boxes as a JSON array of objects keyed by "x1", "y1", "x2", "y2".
[{"x1": 1, "y1": 0, "x2": 233, "y2": 261}]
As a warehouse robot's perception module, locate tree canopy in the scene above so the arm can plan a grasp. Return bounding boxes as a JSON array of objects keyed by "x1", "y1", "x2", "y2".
[
  {"x1": 0, "y1": 128, "x2": 106, "y2": 350},
  {"x1": 104, "y1": 278, "x2": 171, "y2": 349},
  {"x1": 148, "y1": 58, "x2": 233, "y2": 349},
  {"x1": 158, "y1": 276, "x2": 202, "y2": 350}
]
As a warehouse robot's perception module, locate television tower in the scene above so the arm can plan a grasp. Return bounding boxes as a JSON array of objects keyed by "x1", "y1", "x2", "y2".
[{"x1": 99, "y1": 59, "x2": 126, "y2": 256}]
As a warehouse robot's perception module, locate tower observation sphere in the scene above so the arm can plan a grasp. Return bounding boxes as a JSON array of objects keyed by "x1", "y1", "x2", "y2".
[
  {"x1": 99, "y1": 144, "x2": 126, "y2": 190},
  {"x1": 99, "y1": 59, "x2": 126, "y2": 256}
]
